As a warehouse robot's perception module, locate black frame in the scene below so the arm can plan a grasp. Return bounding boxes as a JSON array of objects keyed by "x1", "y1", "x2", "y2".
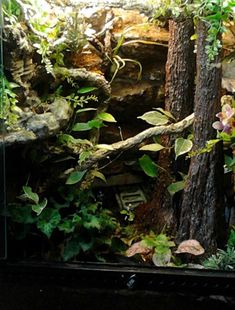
[{"x1": 0, "y1": 261, "x2": 235, "y2": 309}]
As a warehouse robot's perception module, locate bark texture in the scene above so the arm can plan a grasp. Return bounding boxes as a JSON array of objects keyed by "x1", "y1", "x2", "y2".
[
  {"x1": 135, "y1": 18, "x2": 195, "y2": 232},
  {"x1": 176, "y1": 21, "x2": 225, "y2": 251},
  {"x1": 165, "y1": 19, "x2": 195, "y2": 119}
]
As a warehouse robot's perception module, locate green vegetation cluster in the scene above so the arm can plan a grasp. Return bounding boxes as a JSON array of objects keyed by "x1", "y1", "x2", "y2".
[
  {"x1": 151, "y1": 0, "x2": 235, "y2": 62},
  {"x1": 1, "y1": 0, "x2": 235, "y2": 267}
]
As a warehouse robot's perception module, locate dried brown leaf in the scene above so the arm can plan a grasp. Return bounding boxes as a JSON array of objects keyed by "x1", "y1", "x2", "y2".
[
  {"x1": 126, "y1": 241, "x2": 151, "y2": 257},
  {"x1": 175, "y1": 239, "x2": 205, "y2": 256}
]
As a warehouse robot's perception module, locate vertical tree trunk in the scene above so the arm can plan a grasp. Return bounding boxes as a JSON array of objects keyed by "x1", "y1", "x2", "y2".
[
  {"x1": 176, "y1": 20, "x2": 225, "y2": 252},
  {"x1": 165, "y1": 18, "x2": 195, "y2": 119},
  {"x1": 135, "y1": 18, "x2": 195, "y2": 232}
]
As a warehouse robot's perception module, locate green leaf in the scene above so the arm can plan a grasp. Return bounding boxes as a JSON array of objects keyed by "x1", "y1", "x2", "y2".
[
  {"x1": 37, "y1": 208, "x2": 61, "y2": 238},
  {"x1": 22, "y1": 186, "x2": 39, "y2": 204},
  {"x1": 57, "y1": 134, "x2": 75, "y2": 144},
  {"x1": 58, "y1": 220, "x2": 76, "y2": 234},
  {"x1": 79, "y1": 151, "x2": 92, "y2": 163},
  {"x1": 72, "y1": 214, "x2": 82, "y2": 224},
  {"x1": 154, "y1": 108, "x2": 176, "y2": 121},
  {"x1": 9, "y1": 82, "x2": 20, "y2": 89},
  {"x1": 138, "y1": 111, "x2": 169, "y2": 126},
  {"x1": 83, "y1": 216, "x2": 101, "y2": 230},
  {"x1": 167, "y1": 180, "x2": 185, "y2": 196},
  {"x1": 139, "y1": 155, "x2": 158, "y2": 178},
  {"x1": 219, "y1": 132, "x2": 231, "y2": 142},
  {"x1": 139, "y1": 143, "x2": 165, "y2": 152},
  {"x1": 76, "y1": 108, "x2": 97, "y2": 114},
  {"x1": 190, "y1": 34, "x2": 198, "y2": 40},
  {"x1": 72, "y1": 122, "x2": 91, "y2": 131},
  {"x1": 91, "y1": 170, "x2": 107, "y2": 183},
  {"x1": 174, "y1": 138, "x2": 193, "y2": 159},
  {"x1": 206, "y1": 139, "x2": 220, "y2": 149},
  {"x1": 9, "y1": 204, "x2": 35, "y2": 224},
  {"x1": 66, "y1": 170, "x2": 87, "y2": 185},
  {"x1": 88, "y1": 119, "x2": 104, "y2": 129},
  {"x1": 77, "y1": 87, "x2": 97, "y2": 94},
  {"x1": 32, "y1": 198, "x2": 48, "y2": 216},
  {"x1": 113, "y1": 34, "x2": 125, "y2": 55},
  {"x1": 225, "y1": 155, "x2": 235, "y2": 169},
  {"x1": 63, "y1": 238, "x2": 81, "y2": 261},
  {"x1": 79, "y1": 240, "x2": 94, "y2": 252},
  {"x1": 97, "y1": 112, "x2": 117, "y2": 123}
]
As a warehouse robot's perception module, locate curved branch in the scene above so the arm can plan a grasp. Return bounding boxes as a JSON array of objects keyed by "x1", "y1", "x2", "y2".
[
  {"x1": 53, "y1": 67, "x2": 111, "y2": 97},
  {"x1": 78, "y1": 113, "x2": 194, "y2": 171}
]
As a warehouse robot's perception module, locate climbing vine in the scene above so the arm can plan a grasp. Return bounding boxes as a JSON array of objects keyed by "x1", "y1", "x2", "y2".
[{"x1": 151, "y1": 0, "x2": 235, "y2": 62}]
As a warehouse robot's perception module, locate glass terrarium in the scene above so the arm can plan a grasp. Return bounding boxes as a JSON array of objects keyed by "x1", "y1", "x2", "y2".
[
  {"x1": 0, "y1": 0, "x2": 235, "y2": 280},
  {"x1": 1, "y1": 1, "x2": 235, "y2": 309}
]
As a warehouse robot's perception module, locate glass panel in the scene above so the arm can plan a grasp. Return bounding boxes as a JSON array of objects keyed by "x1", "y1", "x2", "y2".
[{"x1": 0, "y1": 0, "x2": 7, "y2": 259}]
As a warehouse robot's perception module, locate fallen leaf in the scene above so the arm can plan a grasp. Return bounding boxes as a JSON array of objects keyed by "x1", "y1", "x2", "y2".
[
  {"x1": 126, "y1": 241, "x2": 151, "y2": 257},
  {"x1": 175, "y1": 239, "x2": 205, "y2": 256}
]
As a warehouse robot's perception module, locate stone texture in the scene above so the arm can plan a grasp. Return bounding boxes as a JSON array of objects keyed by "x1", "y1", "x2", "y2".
[
  {"x1": 3, "y1": 6, "x2": 168, "y2": 146},
  {"x1": 3, "y1": 98, "x2": 72, "y2": 146}
]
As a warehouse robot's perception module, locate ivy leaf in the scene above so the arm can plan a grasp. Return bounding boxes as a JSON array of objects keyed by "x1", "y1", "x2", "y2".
[
  {"x1": 83, "y1": 216, "x2": 101, "y2": 230},
  {"x1": 66, "y1": 170, "x2": 87, "y2": 185},
  {"x1": 138, "y1": 111, "x2": 169, "y2": 126},
  {"x1": 79, "y1": 240, "x2": 94, "y2": 252},
  {"x1": 63, "y1": 238, "x2": 81, "y2": 261},
  {"x1": 9, "y1": 205, "x2": 35, "y2": 224},
  {"x1": 72, "y1": 214, "x2": 82, "y2": 224},
  {"x1": 167, "y1": 180, "x2": 186, "y2": 196},
  {"x1": 91, "y1": 170, "x2": 107, "y2": 183},
  {"x1": 97, "y1": 112, "x2": 117, "y2": 123},
  {"x1": 37, "y1": 208, "x2": 61, "y2": 238},
  {"x1": 139, "y1": 143, "x2": 165, "y2": 152},
  {"x1": 174, "y1": 138, "x2": 193, "y2": 159},
  {"x1": 78, "y1": 86, "x2": 97, "y2": 94},
  {"x1": 32, "y1": 198, "x2": 48, "y2": 216},
  {"x1": 72, "y1": 122, "x2": 91, "y2": 131},
  {"x1": 22, "y1": 186, "x2": 39, "y2": 204},
  {"x1": 139, "y1": 155, "x2": 158, "y2": 178},
  {"x1": 58, "y1": 220, "x2": 76, "y2": 234}
]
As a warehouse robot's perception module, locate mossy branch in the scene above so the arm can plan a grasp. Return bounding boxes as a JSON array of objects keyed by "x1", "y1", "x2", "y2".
[
  {"x1": 77, "y1": 113, "x2": 194, "y2": 171},
  {"x1": 53, "y1": 67, "x2": 111, "y2": 97}
]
